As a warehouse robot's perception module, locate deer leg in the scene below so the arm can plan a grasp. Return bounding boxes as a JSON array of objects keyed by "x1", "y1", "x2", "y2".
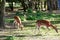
[
  {"x1": 36, "y1": 24, "x2": 40, "y2": 30},
  {"x1": 45, "y1": 25, "x2": 50, "y2": 34},
  {"x1": 17, "y1": 23, "x2": 23, "y2": 31},
  {"x1": 36, "y1": 23, "x2": 41, "y2": 34},
  {"x1": 47, "y1": 26, "x2": 50, "y2": 30},
  {"x1": 34, "y1": 24, "x2": 40, "y2": 34},
  {"x1": 13, "y1": 21, "x2": 17, "y2": 28},
  {"x1": 17, "y1": 23, "x2": 20, "y2": 29},
  {"x1": 13, "y1": 21, "x2": 15, "y2": 28},
  {"x1": 20, "y1": 24, "x2": 24, "y2": 30},
  {"x1": 34, "y1": 24, "x2": 38, "y2": 34}
]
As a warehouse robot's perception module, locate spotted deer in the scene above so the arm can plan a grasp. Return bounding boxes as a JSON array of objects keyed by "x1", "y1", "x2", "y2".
[
  {"x1": 13, "y1": 16, "x2": 24, "y2": 30},
  {"x1": 36, "y1": 20, "x2": 58, "y2": 33}
]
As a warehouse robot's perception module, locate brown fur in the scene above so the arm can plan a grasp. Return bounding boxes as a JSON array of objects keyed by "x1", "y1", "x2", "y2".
[
  {"x1": 13, "y1": 16, "x2": 23, "y2": 30},
  {"x1": 36, "y1": 20, "x2": 58, "y2": 33}
]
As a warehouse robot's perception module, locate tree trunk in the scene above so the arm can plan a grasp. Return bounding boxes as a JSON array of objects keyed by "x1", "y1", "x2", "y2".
[
  {"x1": 20, "y1": 0, "x2": 27, "y2": 12},
  {"x1": 9, "y1": 2, "x2": 13, "y2": 11},
  {"x1": 0, "y1": 0, "x2": 5, "y2": 28},
  {"x1": 52, "y1": 0, "x2": 58, "y2": 10},
  {"x1": 47, "y1": 0, "x2": 53, "y2": 12}
]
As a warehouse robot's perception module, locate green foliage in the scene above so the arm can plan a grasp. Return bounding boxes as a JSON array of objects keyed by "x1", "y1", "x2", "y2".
[
  {"x1": 27, "y1": 8, "x2": 33, "y2": 13},
  {"x1": 15, "y1": 11, "x2": 25, "y2": 21},
  {"x1": 51, "y1": 21, "x2": 60, "y2": 24},
  {"x1": 5, "y1": 36, "x2": 15, "y2": 40},
  {"x1": 26, "y1": 15, "x2": 36, "y2": 20},
  {"x1": 47, "y1": 13, "x2": 56, "y2": 18},
  {"x1": 14, "y1": 11, "x2": 60, "y2": 20},
  {"x1": 17, "y1": 16, "x2": 24, "y2": 21},
  {"x1": 26, "y1": 10, "x2": 47, "y2": 20},
  {"x1": 5, "y1": 19, "x2": 14, "y2": 23}
]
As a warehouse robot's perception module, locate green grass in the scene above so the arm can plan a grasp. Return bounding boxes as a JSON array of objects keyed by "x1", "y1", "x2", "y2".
[
  {"x1": 5, "y1": 18, "x2": 60, "y2": 24},
  {"x1": 5, "y1": 19, "x2": 14, "y2": 23}
]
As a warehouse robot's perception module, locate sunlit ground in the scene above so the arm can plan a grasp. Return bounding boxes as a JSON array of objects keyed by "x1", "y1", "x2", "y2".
[{"x1": 0, "y1": 24, "x2": 60, "y2": 40}]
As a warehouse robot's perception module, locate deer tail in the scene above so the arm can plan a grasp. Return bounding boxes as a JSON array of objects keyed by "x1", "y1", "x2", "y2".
[{"x1": 51, "y1": 24, "x2": 58, "y2": 33}]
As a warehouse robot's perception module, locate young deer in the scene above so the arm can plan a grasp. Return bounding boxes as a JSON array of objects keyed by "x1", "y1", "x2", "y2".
[
  {"x1": 36, "y1": 20, "x2": 58, "y2": 33},
  {"x1": 13, "y1": 16, "x2": 24, "y2": 30}
]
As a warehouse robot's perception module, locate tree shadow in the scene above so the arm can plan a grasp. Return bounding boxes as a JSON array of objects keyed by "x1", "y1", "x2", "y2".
[{"x1": 16, "y1": 34, "x2": 42, "y2": 37}]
